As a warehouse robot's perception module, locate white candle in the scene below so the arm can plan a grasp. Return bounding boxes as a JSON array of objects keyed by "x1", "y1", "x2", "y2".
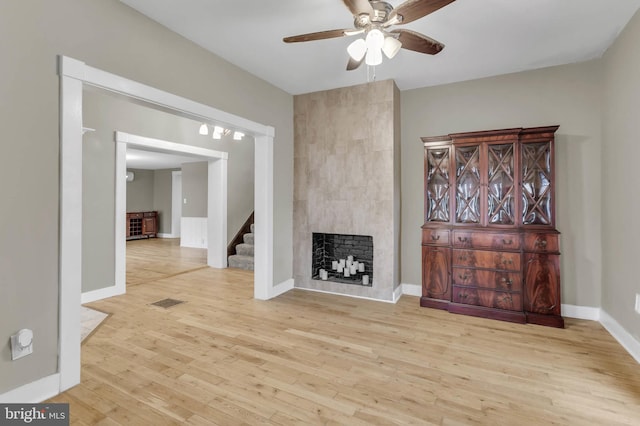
[
  {"x1": 363, "y1": 275, "x2": 369, "y2": 285},
  {"x1": 321, "y1": 270, "x2": 328, "y2": 280},
  {"x1": 339, "y1": 259, "x2": 346, "y2": 267},
  {"x1": 353, "y1": 261, "x2": 359, "y2": 269},
  {"x1": 347, "y1": 255, "x2": 354, "y2": 262},
  {"x1": 350, "y1": 265, "x2": 357, "y2": 275},
  {"x1": 337, "y1": 265, "x2": 344, "y2": 273},
  {"x1": 331, "y1": 260, "x2": 338, "y2": 270},
  {"x1": 344, "y1": 269, "x2": 350, "y2": 278},
  {"x1": 358, "y1": 262, "x2": 365, "y2": 273},
  {"x1": 346, "y1": 259, "x2": 353, "y2": 268}
]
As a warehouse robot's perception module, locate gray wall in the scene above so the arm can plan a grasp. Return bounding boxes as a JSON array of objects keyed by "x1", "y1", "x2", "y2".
[
  {"x1": 126, "y1": 169, "x2": 155, "y2": 212},
  {"x1": 153, "y1": 169, "x2": 177, "y2": 234},
  {"x1": 0, "y1": 0, "x2": 292, "y2": 394},
  {"x1": 602, "y1": 10, "x2": 640, "y2": 341},
  {"x1": 181, "y1": 162, "x2": 208, "y2": 218},
  {"x1": 401, "y1": 60, "x2": 604, "y2": 308}
]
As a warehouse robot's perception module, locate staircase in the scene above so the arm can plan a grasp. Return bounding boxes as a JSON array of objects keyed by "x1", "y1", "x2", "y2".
[{"x1": 228, "y1": 223, "x2": 254, "y2": 270}]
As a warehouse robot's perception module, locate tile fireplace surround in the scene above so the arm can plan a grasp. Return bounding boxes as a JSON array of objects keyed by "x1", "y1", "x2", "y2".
[{"x1": 293, "y1": 80, "x2": 400, "y2": 301}]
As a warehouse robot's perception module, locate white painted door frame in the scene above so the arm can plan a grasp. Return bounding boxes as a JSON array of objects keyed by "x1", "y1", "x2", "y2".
[
  {"x1": 171, "y1": 170, "x2": 182, "y2": 238},
  {"x1": 113, "y1": 131, "x2": 228, "y2": 298},
  {"x1": 58, "y1": 56, "x2": 275, "y2": 393}
]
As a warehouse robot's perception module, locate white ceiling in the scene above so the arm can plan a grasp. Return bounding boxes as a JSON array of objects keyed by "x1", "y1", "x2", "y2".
[
  {"x1": 126, "y1": 148, "x2": 205, "y2": 169},
  {"x1": 120, "y1": 0, "x2": 640, "y2": 95}
]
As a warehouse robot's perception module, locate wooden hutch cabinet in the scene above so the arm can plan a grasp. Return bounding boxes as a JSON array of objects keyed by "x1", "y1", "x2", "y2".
[
  {"x1": 421, "y1": 126, "x2": 563, "y2": 327},
  {"x1": 126, "y1": 211, "x2": 158, "y2": 241}
]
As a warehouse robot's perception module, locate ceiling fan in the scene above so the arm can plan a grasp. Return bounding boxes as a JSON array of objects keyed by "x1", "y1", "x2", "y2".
[{"x1": 283, "y1": 0, "x2": 456, "y2": 70}]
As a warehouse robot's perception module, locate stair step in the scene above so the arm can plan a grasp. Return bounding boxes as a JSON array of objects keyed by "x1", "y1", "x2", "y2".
[
  {"x1": 250, "y1": 223, "x2": 255, "y2": 234},
  {"x1": 228, "y1": 254, "x2": 254, "y2": 271},
  {"x1": 236, "y1": 243, "x2": 254, "y2": 256},
  {"x1": 243, "y1": 233, "x2": 254, "y2": 245}
]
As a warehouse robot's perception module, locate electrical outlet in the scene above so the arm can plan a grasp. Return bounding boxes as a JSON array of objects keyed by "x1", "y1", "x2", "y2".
[
  {"x1": 10, "y1": 329, "x2": 33, "y2": 360},
  {"x1": 635, "y1": 294, "x2": 640, "y2": 315}
]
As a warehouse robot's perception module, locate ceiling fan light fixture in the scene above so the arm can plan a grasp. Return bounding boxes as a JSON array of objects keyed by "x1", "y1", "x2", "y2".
[
  {"x1": 365, "y1": 47, "x2": 383, "y2": 66},
  {"x1": 364, "y1": 29, "x2": 385, "y2": 66},
  {"x1": 347, "y1": 38, "x2": 367, "y2": 61},
  {"x1": 198, "y1": 123, "x2": 209, "y2": 135},
  {"x1": 382, "y1": 36, "x2": 402, "y2": 59},
  {"x1": 365, "y1": 29, "x2": 385, "y2": 51},
  {"x1": 233, "y1": 131, "x2": 245, "y2": 141}
]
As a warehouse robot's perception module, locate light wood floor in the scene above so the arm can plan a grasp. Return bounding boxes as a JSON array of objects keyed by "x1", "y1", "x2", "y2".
[{"x1": 49, "y1": 239, "x2": 640, "y2": 425}]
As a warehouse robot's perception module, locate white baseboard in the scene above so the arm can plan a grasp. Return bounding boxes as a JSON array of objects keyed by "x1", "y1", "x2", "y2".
[
  {"x1": 270, "y1": 278, "x2": 294, "y2": 299},
  {"x1": 81, "y1": 284, "x2": 125, "y2": 304},
  {"x1": 393, "y1": 285, "x2": 403, "y2": 303},
  {"x1": 0, "y1": 374, "x2": 61, "y2": 403},
  {"x1": 401, "y1": 283, "x2": 422, "y2": 297},
  {"x1": 561, "y1": 304, "x2": 600, "y2": 321},
  {"x1": 157, "y1": 233, "x2": 177, "y2": 238},
  {"x1": 295, "y1": 286, "x2": 397, "y2": 303},
  {"x1": 600, "y1": 310, "x2": 640, "y2": 364}
]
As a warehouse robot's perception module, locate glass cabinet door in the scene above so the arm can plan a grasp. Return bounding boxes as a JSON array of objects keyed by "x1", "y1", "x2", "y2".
[
  {"x1": 455, "y1": 145, "x2": 481, "y2": 224},
  {"x1": 425, "y1": 147, "x2": 451, "y2": 222},
  {"x1": 487, "y1": 143, "x2": 516, "y2": 225},
  {"x1": 521, "y1": 142, "x2": 553, "y2": 225}
]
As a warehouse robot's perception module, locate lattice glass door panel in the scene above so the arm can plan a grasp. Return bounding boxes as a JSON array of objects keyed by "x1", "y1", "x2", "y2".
[
  {"x1": 426, "y1": 147, "x2": 450, "y2": 222},
  {"x1": 522, "y1": 142, "x2": 552, "y2": 225},
  {"x1": 455, "y1": 146, "x2": 481, "y2": 224},
  {"x1": 487, "y1": 143, "x2": 516, "y2": 225}
]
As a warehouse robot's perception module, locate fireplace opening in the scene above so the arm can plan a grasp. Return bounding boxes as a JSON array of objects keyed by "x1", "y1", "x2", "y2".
[{"x1": 312, "y1": 233, "x2": 373, "y2": 286}]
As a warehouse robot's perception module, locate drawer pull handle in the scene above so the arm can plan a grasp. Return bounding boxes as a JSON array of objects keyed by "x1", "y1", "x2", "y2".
[
  {"x1": 501, "y1": 278, "x2": 513, "y2": 286},
  {"x1": 431, "y1": 234, "x2": 440, "y2": 241},
  {"x1": 502, "y1": 239, "x2": 513, "y2": 245},
  {"x1": 459, "y1": 255, "x2": 468, "y2": 261},
  {"x1": 535, "y1": 239, "x2": 548, "y2": 247},
  {"x1": 459, "y1": 293, "x2": 468, "y2": 299},
  {"x1": 458, "y1": 237, "x2": 469, "y2": 243},
  {"x1": 459, "y1": 273, "x2": 470, "y2": 280}
]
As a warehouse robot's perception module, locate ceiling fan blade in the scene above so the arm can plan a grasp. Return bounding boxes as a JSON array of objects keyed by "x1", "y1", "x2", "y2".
[
  {"x1": 342, "y1": 0, "x2": 374, "y2": 16},
  {"x1": 346, "y1": 56, "x2": 364, "y2": 71},
  {"x1": 393, "y1": 0, "x2": 456, "y2": 25},
  {"x1": 283, "y1": 29, "x2": 351, "y2": 43},
  {"x1": 390, "y1": 29, "x2": 445, "y2": 55}
]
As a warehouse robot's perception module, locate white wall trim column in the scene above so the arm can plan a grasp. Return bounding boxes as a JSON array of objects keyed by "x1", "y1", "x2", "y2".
[
  {"x1": 208, "y1": 158, "x2": 228, "y2": 268},
  {"x1": 58, "y1": 58, "x2": 83, "y2": 392},
  {"x1": 254, "y1": 133, "x2": 275, "y2": 299}
]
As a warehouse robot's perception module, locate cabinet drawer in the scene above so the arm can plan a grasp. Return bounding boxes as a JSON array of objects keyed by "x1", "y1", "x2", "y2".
[
  {"x1": 453, "y1": 249, "x2": 521, "y2": 271},
  {"x1": 453, "y1": 231, "x2": 521, "y2": 250},
  {"x1": 128, "y1": 212, "x2": 143, "y2": 219},
  {"x1": 453, "y1": 286, "x2": 523, "y2": 311},
  {"x1": 452, "y1": 268, "x2": 522, "y2": 292},
  {"x1": 524, "y1": 233, "x2": 559, "y2": 253},
  {"x1": 143, "y1": 211, "x2": 157, "y2": 218},
  {"x1": 422, "y1": 229, "x2": 450, "y2": 246}
]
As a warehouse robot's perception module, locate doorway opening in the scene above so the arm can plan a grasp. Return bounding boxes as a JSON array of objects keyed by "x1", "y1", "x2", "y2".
[{"x1": 59, "y1": 55, "x2": 276, "y2": 392}]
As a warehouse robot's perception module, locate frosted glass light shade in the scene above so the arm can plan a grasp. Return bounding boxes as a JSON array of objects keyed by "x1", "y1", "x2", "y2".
[
  {"x1": 382, "y1": 36, "x2": 402, "y2": 59},
  {"x1": 365, "y1": 46, "x2": 382, "y2": 66},
  {"x1": 198, "y1": 123, "x2": 208, "y2": 135},
  {"x1": 365, "y1": 29, "x2": 384, "y2": 51},
  {"x1": 347, "y1": 38, "x2": 367, "y2": 61},
  {"x1": 364, "y1": 29, "x2": 385, "y2": 66},
  {"x1": 233, "y1": 131, "x2": 244, "y2": 141}
]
